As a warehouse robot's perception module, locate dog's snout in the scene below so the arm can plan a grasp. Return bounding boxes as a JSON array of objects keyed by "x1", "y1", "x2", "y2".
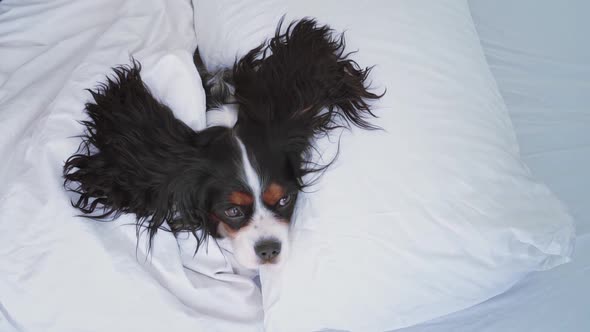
[{"x1": 254, "y1": 240, "x2": 281, "y2": 262}]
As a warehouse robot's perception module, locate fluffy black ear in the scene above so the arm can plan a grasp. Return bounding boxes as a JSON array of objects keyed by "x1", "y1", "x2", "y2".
[
  {"x1": 63, "y1": 61, "x2": 230, "y2": 249},
  {"x1": 233, "y1": 18, "x2": 384, "y2": 188},
  {"x1": 233, "y1": 18, "x2": 384, "y2": 136}
]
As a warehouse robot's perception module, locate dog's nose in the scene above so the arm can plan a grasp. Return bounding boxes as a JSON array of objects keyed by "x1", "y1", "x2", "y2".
[{"x1": 254, "y1": 240, "x2": 281, "y2": 262}]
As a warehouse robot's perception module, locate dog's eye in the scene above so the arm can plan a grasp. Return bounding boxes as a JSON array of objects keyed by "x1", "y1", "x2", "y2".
[
  {"x1": 278, "y1": 194, "x2": 292, "y2": 207},
  {"x1": 224, "y1": 206, "x2": 244, "y2": 218}
]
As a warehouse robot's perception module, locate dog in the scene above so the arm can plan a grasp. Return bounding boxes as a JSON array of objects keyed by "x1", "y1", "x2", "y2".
[{"x1": 63, "y1": 18, "x2": 383, "y2": 269}]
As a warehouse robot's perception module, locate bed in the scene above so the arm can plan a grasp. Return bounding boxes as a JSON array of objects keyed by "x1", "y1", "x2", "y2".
[{"x1": 1, "y1": 0, "x2": 588, "y2": 331}]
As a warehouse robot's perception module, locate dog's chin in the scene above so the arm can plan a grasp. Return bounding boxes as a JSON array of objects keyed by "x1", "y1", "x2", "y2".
[{"x1": 236, "y1": 255, "x2": 286, "y2": 270}]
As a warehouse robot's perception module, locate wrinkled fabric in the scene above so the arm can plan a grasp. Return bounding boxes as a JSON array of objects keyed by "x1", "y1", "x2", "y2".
[{"x1": 0, "y1": 1, "x2": 262, "y2": 331}]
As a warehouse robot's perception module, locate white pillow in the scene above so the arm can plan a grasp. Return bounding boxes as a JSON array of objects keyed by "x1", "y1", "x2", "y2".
[{"x1": 193, "y1": 1, "x2": 575, "y2": 331}]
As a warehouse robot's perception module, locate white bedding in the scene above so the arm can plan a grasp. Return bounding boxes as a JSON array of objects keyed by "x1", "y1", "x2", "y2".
[
  {"x1": 397, "y1": 1, "x2": 590, "y2": 331},
  {"x1": 2, "y1": 0, "x2": 589, "y2": 331},
  {"x1": 470, "y1": 0, "x2": 590, "y2": 236},
  {"x1": 396, "y1": 234, "x2": 590, "y2": 332},
  {"x1": 0, "y1": 1, "x2": 261, "y2": 331}
]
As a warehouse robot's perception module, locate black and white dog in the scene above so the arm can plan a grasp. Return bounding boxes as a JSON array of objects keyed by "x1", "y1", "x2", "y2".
[{"x1": 63, "y1": 18, "x2": 383, "y2": 269}]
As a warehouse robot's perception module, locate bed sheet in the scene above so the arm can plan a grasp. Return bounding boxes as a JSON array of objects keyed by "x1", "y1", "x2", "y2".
[
  {"x1": 395, "y1": 234, "x2": 590, "y2": 332},
  {"x1": 395, "y1": 2, "x2": 590, "y2": 331},
  {"x1": 0, "y1": 1, "x2": 262, "y2": 331}
]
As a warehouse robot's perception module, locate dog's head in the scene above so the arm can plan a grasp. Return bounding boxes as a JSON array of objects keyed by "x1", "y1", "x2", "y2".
[
  {"x1": 64, "y1": 18, "x2": 382, "y2": 269},
  {"x1": 221, "y1": 18, "x2": 383, "y2": 266}
]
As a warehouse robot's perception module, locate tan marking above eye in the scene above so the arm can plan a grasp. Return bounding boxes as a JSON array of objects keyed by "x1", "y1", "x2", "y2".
[
  {"x1": 263, "y1": 182, "x2": 286, "y2": 206},
  {"x1": 229, "y1": 191, "x2": 254, "y2": 206}
]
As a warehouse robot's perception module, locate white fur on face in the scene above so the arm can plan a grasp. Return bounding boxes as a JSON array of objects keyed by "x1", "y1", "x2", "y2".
[{"x1": 220, "y1": 138, "x2": 289, "y2": 269}]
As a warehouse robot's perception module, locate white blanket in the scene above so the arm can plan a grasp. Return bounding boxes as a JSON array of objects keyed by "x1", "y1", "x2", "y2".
[{"x1": 0, "y1": 1, "x2": 262, "y2": 331}]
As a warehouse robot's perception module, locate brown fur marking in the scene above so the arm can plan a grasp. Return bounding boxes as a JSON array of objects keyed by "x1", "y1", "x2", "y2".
[
  {"x1": 263, "y1": 182, "x2": 286, "y2": 206},
  {"x1": 229, "y1": 191, "x2": 254, "y2": 206}
]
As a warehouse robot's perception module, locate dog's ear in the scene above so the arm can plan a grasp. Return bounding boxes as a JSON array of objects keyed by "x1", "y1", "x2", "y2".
[
  {"x1": 233, "y1": 18, "x2": 384, "y2": 188},
  {"x1": 63, "y1": 62, "x2": 230, "y2": 249},
  {"x1": 233, "y1": 18, "x2": 384, "y2": 136}
]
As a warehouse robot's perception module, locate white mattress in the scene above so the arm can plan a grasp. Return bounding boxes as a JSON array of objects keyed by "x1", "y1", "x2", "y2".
[{"x1": 397, "y1": 1, "x2": 590, "y2": 331}]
